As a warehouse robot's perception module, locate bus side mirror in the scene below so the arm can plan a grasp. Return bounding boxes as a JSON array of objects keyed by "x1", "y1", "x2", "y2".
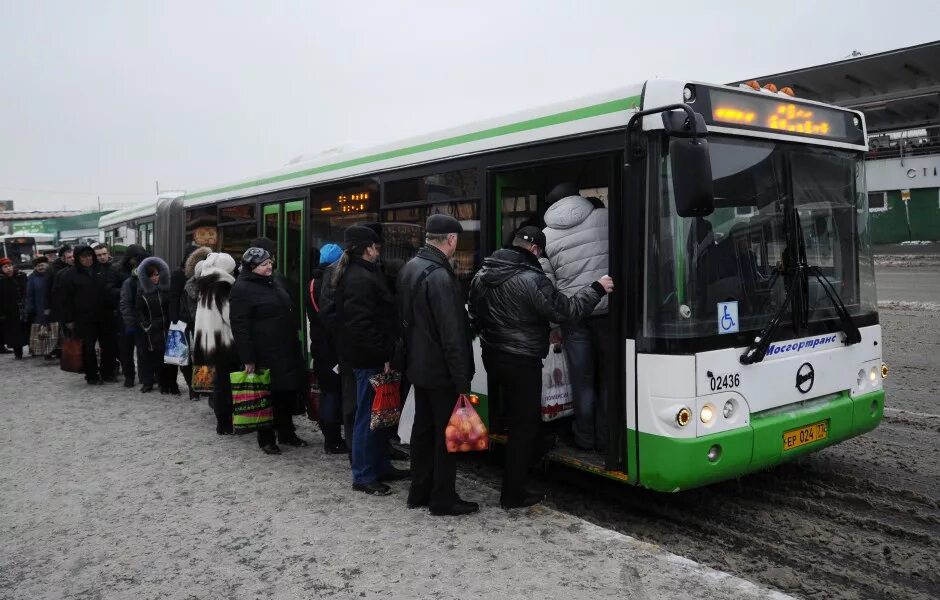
[{"x1": 669, "y1": 136, "x2": 715, "y2": 218}]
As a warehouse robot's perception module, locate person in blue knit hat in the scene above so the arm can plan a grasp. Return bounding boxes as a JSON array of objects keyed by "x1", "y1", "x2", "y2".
[{"x1": 305, "y1": 243, "x2": 348, "y2": 454}]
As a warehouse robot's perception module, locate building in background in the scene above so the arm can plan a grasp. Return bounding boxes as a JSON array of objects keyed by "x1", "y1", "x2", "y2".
[{"x1": 733, "y1": 40, "x2": 940, "y2": 244}]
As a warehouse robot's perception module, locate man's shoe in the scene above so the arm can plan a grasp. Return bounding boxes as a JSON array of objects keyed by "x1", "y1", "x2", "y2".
[
  {"x1": 324, "y1": 440, "x2": 349, "y2": 454},
  {"x1": 430, "y1": 499, "x2": 480, "y2": 516},
  {"x1": 86, "y1": 379, "x2": 102, "y2": 385},
  {"x1": 0, "y1": 347, "x2": 9, "y2": 354},
  {"x1": 189, "y1": 390, "x2": 199, "y2": 401},
  {"x1": 380, "y1": 467, "x2": 411, "y2": 482},
  {"x1": 281, "y1": 435, "x2": 309, "y2": 447},
  {"x1": 140, "y1": 384, "x2": 154, "y2": 393},
  {"x1": 261, "y1": 443, "x2": 282, "y2": 455},
  {"x1": 406, "y1": 496, "x2": 429, "y2": 509},
  {"x1": 500, "y1": 492, "x2": 545, "y2": 509},
  {"x1": 353, "y1": 482, "x2": 392, "y2": 496},
  {"x1": 169, "y1": 384, "x2": 181, "y2": 395},
  {"x1": 123, "y1": 379, "x2": 135, "y2": 388},
  {"x1": 101, "y1": 375, "x2": 118, "y2": 383},
  {"x1": 388, "y1": 444, "x2": 410, "y2": 461}
]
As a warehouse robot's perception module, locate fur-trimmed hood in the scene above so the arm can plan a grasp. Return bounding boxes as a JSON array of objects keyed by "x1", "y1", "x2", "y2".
[
  {"x1": 184, "y1": 246, "x2": 213, "y2": 279},
  {"x1": 137, "y1": 256, "x2": 171, "y2": 294}
]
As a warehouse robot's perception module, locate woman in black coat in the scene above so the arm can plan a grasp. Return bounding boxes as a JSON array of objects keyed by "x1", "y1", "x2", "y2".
[
  {"x1": 134, "y1": 256, "x2": 176, "y2": 394},
  {"x1": 230, "y1": 247, "x2": 307, "y2": 454},
  {"x1": 0, "y1": 258, "x2": 28, "y2": 358}
]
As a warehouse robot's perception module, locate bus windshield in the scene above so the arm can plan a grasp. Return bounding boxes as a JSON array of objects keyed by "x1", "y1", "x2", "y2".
[{"x1": 645, "y1": 136, "x2": 878, "y2": 340}]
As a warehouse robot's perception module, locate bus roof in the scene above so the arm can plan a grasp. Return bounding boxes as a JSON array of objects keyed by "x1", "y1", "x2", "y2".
[{"x1": 99, "y1": 79, "x2": 866, "y2": 227}]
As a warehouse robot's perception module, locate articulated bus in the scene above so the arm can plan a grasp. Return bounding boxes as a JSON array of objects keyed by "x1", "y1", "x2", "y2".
[{"x1": 100, "y1": 79, "x2": 885, "y2": 491}]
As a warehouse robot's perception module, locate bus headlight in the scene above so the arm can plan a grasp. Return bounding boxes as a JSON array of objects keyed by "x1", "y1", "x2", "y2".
[
  {"x1": 700, "y1": 404, "x2": 715, "y2": 424},
  {"x1": 676, "y1": 408, "x2": 692, "y2": 427},
  {"x1": 869, "y1": 367, "x2": 878, "y2": 384},
  {"x1": 723, "y1": 399, "x2": 735, "y2": 419}
]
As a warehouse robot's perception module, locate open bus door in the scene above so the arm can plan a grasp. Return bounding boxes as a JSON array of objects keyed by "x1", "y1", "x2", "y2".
[{"x1": 486, "y1": 146, "x2": 631, "y2": 483}]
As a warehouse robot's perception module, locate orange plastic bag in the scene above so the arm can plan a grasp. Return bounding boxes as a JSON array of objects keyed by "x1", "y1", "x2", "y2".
[{"x1": 445, "y1": 394, "x2": 489, "y2": 453}]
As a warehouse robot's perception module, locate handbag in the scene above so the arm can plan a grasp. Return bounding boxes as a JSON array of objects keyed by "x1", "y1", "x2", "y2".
[
  {"x1": 307, "y1": 370, "x2": 321, "y2": 422},
  {"x1": 60, "y1": 336, "x2": 83, "y2": 373},
  {"x1": 446, "y1": 394, "x2": 488, "y2": 453},
  {"x1": 163, "y1": 321, "x2": 190, "y2": 366},
  {"x1": 29, "y1": 323, "x2": 56, "y2": 356},
  {"x1": 230, "y1": 369, "x2": 273, "y2": 433},
  {"x1": 192, "y1": 364, "x2": 216, "y2": 393},
  {"x1": 369, "y1": 371, "x2": 402, "y2": 430},
  {"x1": 541, "y1": 343, "x2": 574, "y2": 422}
]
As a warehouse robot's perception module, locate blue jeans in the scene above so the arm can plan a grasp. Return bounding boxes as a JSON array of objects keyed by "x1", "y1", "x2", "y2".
[
  {"x1": 562, "y1": 316, "x2": 610, "y2": 451},
  {"x1": 352, "y1": 367, "x2": 392, "y2": 485}
]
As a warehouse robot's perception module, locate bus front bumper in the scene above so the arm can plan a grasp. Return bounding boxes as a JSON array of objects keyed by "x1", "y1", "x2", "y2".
[{"x1": 636, "y1": 389, "x2": 884, "y2": 492}]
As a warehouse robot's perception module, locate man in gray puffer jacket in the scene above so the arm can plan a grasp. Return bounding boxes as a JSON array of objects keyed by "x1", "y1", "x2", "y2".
[{"x1": 542, "y1": 182, "x2": 610, "y2": 452}]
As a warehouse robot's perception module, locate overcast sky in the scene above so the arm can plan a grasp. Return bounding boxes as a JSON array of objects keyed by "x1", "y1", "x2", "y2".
[{"x1": 1, "y1": 0, "x2": 937, "y2": 212}]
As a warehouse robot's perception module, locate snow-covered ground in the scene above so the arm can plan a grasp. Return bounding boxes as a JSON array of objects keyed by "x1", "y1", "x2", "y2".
[{"x1": 1, "y1": 359, "x2": 791, "y2": 600}]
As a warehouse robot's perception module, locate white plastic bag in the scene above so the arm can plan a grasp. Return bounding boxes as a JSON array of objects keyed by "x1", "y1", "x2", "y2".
[
  {"x1": 397, "y1": 385, "x2": 416, "y2": 444},
  {"x1": 541, "y1": 343, "x2": 573, "y2": 422},
  {"x1": 163, "y1": 321, "x2": 190, "y2": 366}
]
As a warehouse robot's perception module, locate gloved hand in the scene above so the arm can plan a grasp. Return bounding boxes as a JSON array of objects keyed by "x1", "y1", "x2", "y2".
[{"x1": 124, "y1": 325, "x2": 138, "y2": 336}]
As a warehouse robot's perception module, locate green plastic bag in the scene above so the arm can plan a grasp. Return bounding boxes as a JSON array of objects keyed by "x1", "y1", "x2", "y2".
[{"x1": 230, "y1": 369, "x2": 273, "y2": 433}]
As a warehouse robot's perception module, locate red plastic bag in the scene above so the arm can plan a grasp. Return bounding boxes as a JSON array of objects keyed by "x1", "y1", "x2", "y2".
[
  {"x1": 446, "y1": 394, "x2": 489, "y2": 453},
  {"x1": 369, "y1": 371, "x2": 402, "y2": 430}
]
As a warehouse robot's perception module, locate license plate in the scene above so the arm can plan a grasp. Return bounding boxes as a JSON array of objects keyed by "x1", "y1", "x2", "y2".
[{"x1": 782, "y1": 420, "x2": 829, "y2": 451}]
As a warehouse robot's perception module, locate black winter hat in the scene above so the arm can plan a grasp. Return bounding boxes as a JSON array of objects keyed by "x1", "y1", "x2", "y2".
[
  {"x1": 360, "y1": 222, "x2": 383, "y2": 241},
  {"x1": 515, "y1": 226, "x2": 548, "y2": 256},
  {"x1": 426, "y1": 214, "x2": 463, "y2": 235},
  {"x1": 344, "y1": 225, "x2": 380, "y2": 249},
  {"x1": 546, "y1": 182, "x2": 580, "y2": 208},
  {"x1": 242, "y1": 247, "x2": 272, "y2": 270}
]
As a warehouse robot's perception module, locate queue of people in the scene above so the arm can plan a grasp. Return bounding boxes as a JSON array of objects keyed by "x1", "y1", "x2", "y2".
[{"x1": 4, "y1": 186, "x2": 613, "y2": 517}]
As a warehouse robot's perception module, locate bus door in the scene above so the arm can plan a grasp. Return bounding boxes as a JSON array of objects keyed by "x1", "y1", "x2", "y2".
[
  {"x1": 488, "y1": 150, "x2": 629, "y2": 478},
  {"x1": 262, "y1": 200, "x2": 307, "y2": 359}
]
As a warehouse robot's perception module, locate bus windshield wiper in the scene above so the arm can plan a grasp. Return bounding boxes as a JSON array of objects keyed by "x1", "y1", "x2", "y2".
[
  {"x1": 739, "y1": 266, "x2": 792, "y2": 365},
  {"x1": 741, "y1": 212, "x2": 861, "y2": 365}
]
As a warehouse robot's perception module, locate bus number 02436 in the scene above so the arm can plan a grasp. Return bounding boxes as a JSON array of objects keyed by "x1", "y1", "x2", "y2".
[{"x1": 709, "y1": 373, "x2": 740, "y2": 391}]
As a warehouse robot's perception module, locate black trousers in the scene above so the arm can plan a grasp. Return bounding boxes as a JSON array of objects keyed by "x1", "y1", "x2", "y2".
[
  {"x1": 135, "y1": 334, "x2": 174, "y2": 387},
  {"x1": 213, "y1": 365, "x2": 234, "y2": 430},
  {"x1": 483, "y1": 349, "x2": 543, "y2": 502},
  {"x1": 258, "y1": 390, "x2": 297, "y2": 447},
  {"x1": 118, "y1": 332, "x2": 136, "y2": 384},
  {"x1": 409, "y1": 385, "x2": 459, "y2": 510},
  {"x1": 80, "y1": 321, "x2": 118, "y2": 382}
]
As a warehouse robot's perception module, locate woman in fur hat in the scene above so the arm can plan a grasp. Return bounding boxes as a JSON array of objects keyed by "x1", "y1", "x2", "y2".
[
  {"x1": 174, "y1": 246, "x2": 213, "y2": 399},
  {"x1": 134, "y1": 256, "x2": 175, "y2": 394},
  {"x1": 192, "y1": 252, "x2": 239, "y2": 434}
]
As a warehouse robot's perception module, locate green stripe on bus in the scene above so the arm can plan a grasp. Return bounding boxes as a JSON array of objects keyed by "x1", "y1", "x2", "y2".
[{"x1": 184, "y1": 96, "x2": 642, "y2": 201}]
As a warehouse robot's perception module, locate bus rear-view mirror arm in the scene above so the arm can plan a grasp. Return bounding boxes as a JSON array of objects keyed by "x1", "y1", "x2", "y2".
[{"x1": 626, "y1": 103, "x2": 715, "y2": 218}]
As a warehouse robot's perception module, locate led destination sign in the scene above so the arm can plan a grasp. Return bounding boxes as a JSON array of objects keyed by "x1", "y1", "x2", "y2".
[{"x1": 694, "y1": 87, "x2": 864, "y2": 145}]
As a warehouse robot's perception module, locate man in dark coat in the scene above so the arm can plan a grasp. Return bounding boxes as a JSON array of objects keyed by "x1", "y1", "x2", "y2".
[
  {"x1": 60, "y1": 245, "x2": 118, "y2": 384},
  {"x1": 230, "y1": 247, "x2": 307, "y2": 454},
  {"x1": 115, "y1": 244, "x2": 149, "y2": 387},
  {"x1": 93, "y1": 243, "x2": 123, "y2": 377},
  {"x1": 44, "y1": 245, "x2": 73, "y2": 357},
  {"x1": 333, "y1": 226, "x2": 409, "y2": 496},
  {"x1": 468, "y1": 226, "x2": 613, "y2": 508},
  {"x1": 0, "y1": 258, "x2": 28, "y2": 358},
  {"x1": 397, "y1": 215, "x2": 477, "y2": 516}
]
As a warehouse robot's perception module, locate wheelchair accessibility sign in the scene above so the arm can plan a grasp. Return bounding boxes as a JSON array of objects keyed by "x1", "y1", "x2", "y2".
[{"x1": 717, "y1": 301, "x2": 739, "y2": 334}]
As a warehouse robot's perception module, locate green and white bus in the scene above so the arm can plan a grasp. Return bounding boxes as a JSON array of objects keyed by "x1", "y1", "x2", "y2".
[{"x1": 100, "y1": 79, "x2": 885, "y2": 491}]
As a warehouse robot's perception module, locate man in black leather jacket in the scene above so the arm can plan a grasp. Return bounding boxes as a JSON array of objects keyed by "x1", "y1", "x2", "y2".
[
  {"x1": 397, "y1": 214, "x2": 477, "y2": 516},
  {"x1": 469, "y1": 226, "x2": 613, "y2": 508}
]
